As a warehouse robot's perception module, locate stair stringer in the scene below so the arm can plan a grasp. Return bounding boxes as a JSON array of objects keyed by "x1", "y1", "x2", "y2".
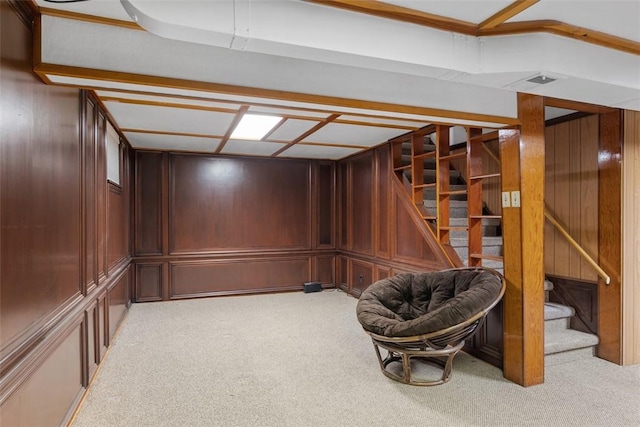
[{"x1": 390, "y1": 175, "x2": 459, "y2": 269}]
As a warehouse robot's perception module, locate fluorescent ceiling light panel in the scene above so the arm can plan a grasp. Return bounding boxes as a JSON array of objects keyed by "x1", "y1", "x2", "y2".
[{"x1": 230, "y1": 114, "x2": 281, "y2": 140}]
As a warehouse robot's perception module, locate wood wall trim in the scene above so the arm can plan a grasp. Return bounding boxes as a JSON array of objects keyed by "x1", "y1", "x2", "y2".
[
  {"x1": 338, "y1": 250, "x2": 446, "y2": 276},
  {"x1": 310, "y1": 0, "x2": 639, "y2": 55},
  {"x1": 71, "y1": 87, "x2": 430, "y2": 125},
  {"x1": 33, "y1": 63, "x2": 520, "y2": 126},
  {"x1": 597, "y1": 110, "x2": 623, "y2": 363},
  {"x1": 622, "y1": 110, "x2": 640, "y2": 365},
  {"x1": 308, "y1": 0, "x2": 478, "y2": 35},
  {"x1": 100, "y1": 96, "x2": 240, "y2": 115},
  {"x1": 214, "y1": 105, "x2": 249, "y2": 154},
  {"x1": 38, "y1": 6, "x2": 142, "y2": 31},
  {"x1": 273, "y1": 114, "x2": 341, "y2": 156},
  {"x1": 479, "y1": 0, "x2": 539, "y2": 30},
  {"x1": 8, "y1": 0, "x2": 36, "y2": 28}
]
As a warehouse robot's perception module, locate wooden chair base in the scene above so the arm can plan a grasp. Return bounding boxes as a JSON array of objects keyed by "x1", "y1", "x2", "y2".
[{"x1": 370, "y1": 338, "x2": 465, "y2": 386}]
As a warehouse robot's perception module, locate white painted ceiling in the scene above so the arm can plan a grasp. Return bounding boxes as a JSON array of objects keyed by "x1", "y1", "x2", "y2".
[{"x1": 34, "y1": 0, "x2": 640, "y2": 159}]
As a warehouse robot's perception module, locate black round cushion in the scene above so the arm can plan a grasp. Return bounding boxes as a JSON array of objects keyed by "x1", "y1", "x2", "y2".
[{"x1": 356, "y1": 269, "x2": 503, "y2": 338}]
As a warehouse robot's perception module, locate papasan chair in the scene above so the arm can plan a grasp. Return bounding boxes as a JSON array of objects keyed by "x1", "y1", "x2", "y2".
[{"x1": 356, "y1": 267, "x2": 505, "y2": 386}]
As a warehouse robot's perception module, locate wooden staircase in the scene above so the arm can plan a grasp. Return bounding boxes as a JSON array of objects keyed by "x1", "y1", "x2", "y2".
[
  {"x1": 392, "y1": 125, "x2": 504, "y2": 271},
  {"x1": 392, "y1": 124, "x2": 601, "y2": 367}
]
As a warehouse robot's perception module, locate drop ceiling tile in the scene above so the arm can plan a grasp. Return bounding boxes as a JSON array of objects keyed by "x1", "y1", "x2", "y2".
[
  {"x1": 221, "y1": 139, "x2": 286, "y2": 156},
  {"x1": 279, "y1": 144, "x2": 362, "y2": 160},
  {"x1": 302, "y1": 122, "x2": 405, "y2": 147},
  {"x1": 104, "y1": 101, "x2": 235, "y2": 136},
  {"x1": 124, "y1": 132, "x2": 220, "y2": 152},
  {"x1": 96, "y1": 91, "x2": 239, "y2": 111},
  {"x1": 248, "y1": 105, "x2": 329, "y2": 120},
  {"x1": 336, "y1": 115, "x2": 425, "y2": 129}
]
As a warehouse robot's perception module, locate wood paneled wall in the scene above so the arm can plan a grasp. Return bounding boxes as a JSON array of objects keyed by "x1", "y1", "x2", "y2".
[
  {"x1": 622, "y1": 110, "x2": 640, "y2": 365},
  {"x1": 0, "y1": 3, "x2": 132, "y2": 424},
  {"x1": 336, "y1": 145, "x2": 450, "y2": 296},
  {"x1": 133, "y1": 152, "x2": 335, "y2": 300},
  {"x1": 544, "y1": 115, "x2": 599, "y2": 281}
]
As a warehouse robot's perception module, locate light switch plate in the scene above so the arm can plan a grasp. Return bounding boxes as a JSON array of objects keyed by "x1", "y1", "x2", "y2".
[
  {"x1": 502, "y1": 192, "x2": 511, "y2": 208},
  {"x1": 511, "y1": 191, "x2": 521, "y2": 208}
]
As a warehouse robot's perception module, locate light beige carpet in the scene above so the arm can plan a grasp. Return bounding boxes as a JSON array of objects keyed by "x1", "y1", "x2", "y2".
[{"x1": 72, "y1": 290, "x2": 640, "y2": 427}]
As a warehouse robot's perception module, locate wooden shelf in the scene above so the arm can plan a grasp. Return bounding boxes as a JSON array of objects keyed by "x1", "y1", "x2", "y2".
[
  {"x1": 422, "y1": 215, "x2": 436, "y2": 220},
  {"x1": 439, "y1": 190, "x2": 467, "y2": 195},
  {"x1": 438, "y1": 152, "x2": 467, "y2": 161},
  {"x1": 393, "y1": 164, "x2": 411, "y2": 171},
  {"x1": 440, "y1": 226, "x2": 468, "y2": 231},
  {"x1": 470, "y1": 173, "x2": 501, "y2": 180},
  {"x1": 414, "y1": 151, "x2": 437, "y2": 160},
  {"x1": 470, "y1": 254, "x2": 503, "y2": 261},
  {"x1": 470, "y1": 215, "x2": 502, "y2": 219},
  {"x1": 414, "y1": 183, "x2": 436, "y2": 189}
]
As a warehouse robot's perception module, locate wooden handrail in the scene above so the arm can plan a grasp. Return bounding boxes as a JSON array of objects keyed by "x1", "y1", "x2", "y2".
[{"x1": 544, "y1": 207, "x2": 611, "y2": 285}]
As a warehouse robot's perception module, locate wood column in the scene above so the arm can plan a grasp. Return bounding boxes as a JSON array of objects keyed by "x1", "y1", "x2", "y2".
[
  {"x1": 499, "y1": 93, "x2": 545, "y2": 386},
  {"x1": 622, "y1": 110, "x2": 640, "y2": 365},
  {"x1": 597, "y1": 110, "x2": 623, "y2": 363}
]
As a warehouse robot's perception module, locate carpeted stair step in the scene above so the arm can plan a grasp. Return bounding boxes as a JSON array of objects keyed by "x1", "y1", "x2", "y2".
[
  {"x1": 423, "y1": 185, "x2": 468, "y2": 201},
  {"x1": 401, "y1": 154, "x2": 437, "y2": 168},
  {"x1": 545, "y1": 328, "x2": 599, "y2": 354},
  {"x1": 544, "y1": 302, "x2": 577, "y2": 337},
  {"x1": 423, "y1": 199, "x2": 469, "y2": 218},
  {"x1": 401, "y1": 142, "x2": 436, "y2": 154},
  {"x1": 449, "y1": 239, "x2": 503, "y2": 260},
  {"x1": 544, "y1": 302, "x2": 574, "y2": 320},
  {"x1": 447, "y1": 217, "x2": 501, "y2": 238},
  {"x1": 449, "y1": 236, "x2": 503, "y2": 248},
  {"x1": 543, "y1": 301, "x2": 598, "y2": 366},
  {"x1": 406, "y1": 169, "x2": 463, "y2": 185},
  {"x1": 459, "y1": 258, "x2": 503, "y2": 275}
]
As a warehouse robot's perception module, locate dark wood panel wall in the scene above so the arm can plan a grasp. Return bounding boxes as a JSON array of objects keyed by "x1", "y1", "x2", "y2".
[
  {"x1": 336, "y1": 145, "x2": 451, "y2": 297},
  {"x1": 0, "y1": 3, "x2": 132, "y2": 425},
  {"x1": 133, "y1": 152, "x2": 336, "y2": 300}
]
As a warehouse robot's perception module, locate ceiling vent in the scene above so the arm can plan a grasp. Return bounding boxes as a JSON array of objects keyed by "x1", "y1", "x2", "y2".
[
  {"x1": 505, "y1": 73, "x2": 562, "y2": 91},
  {"x1": 526, "y1": 75, "x2": 556, "y2": 85}
]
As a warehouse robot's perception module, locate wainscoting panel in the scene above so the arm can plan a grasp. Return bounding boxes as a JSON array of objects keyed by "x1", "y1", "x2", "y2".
[
  {"x1": 375, "y1": 265, "x2": 390, "y2": 282},
  {"x1": 170, "y1": 257, "x2": 312, "y2": 298},
  {"x1": 85, "y1": 301, "x2": 98, "y2": 383},
  {"x1": 0, "y1": 322, "x2": 84, "y2": 427},
  {"x1": 465, "y1": 300, "x2": 504, "y2": 368},
  {"x1": 338, "y1": 256, "x2": 349, "y2": 292},
  {"x1": 313, "y1": 255, "x2": 335, "y2": 286},
  {"x1": 108, "y1": 266, "x2": 131, "y2": 339},
  {"x1": 349, "y1": 259, "x2": 374, "y2": 297},
  {"x1": 136, "y1": 262, "x2": 163, "y2": 302},
  {"x1": 97, "y1": 290, "x2": 108, "y2": 359}
]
